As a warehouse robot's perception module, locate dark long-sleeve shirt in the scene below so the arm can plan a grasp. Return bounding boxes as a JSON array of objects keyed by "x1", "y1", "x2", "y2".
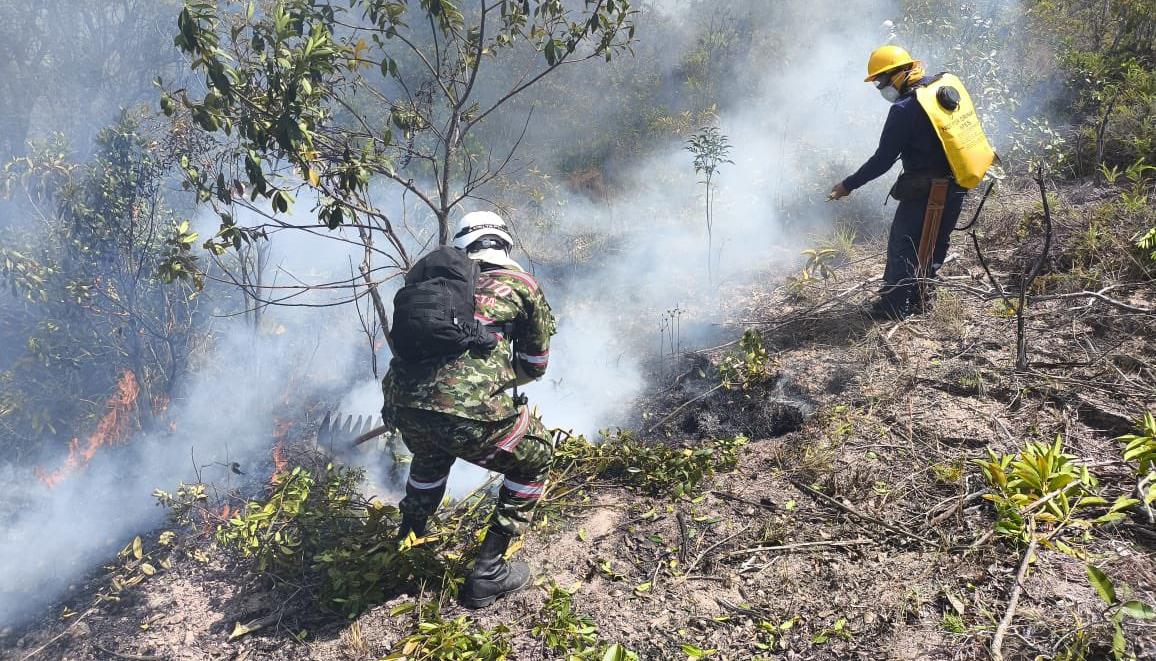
[{"x1": 842, "y1": 79, "x2": 951, "y2": 191}]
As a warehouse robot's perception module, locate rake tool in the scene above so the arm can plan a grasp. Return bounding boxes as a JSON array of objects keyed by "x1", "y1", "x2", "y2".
[{"x1": 317, "y1": 411, "x2": 391, "y2": 449}]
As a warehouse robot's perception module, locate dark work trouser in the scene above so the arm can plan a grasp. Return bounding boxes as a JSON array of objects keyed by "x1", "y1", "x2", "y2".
[
  {"x1": 395, "y1": 407, "x2": 554, "y2": 537},
  {"x1": 881, "y1": 183, "x2": 968, "y2": 307}
]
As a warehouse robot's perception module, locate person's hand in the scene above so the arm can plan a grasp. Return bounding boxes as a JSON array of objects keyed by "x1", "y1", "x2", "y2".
[{"x1": 827, "y1": 182, "x2": 850, "y2": 201}]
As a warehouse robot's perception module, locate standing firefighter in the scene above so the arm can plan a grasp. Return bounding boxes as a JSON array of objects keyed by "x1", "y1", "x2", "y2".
[
  {"x1": 830, "y1": 45, "x2": 996, "y2": 319},
  {"x1": 381, "y1": 211, "x2": 557, "y2": 609}
]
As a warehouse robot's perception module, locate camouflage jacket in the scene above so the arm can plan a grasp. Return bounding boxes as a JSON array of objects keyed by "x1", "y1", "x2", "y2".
[{"x1": 382, "y1": 264, "x2": 556, "y2": 422}]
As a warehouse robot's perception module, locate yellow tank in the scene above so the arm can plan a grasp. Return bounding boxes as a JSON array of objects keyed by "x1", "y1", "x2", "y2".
[{"x1": 914, "y1": 73, "x2": 996, "y2": 189}]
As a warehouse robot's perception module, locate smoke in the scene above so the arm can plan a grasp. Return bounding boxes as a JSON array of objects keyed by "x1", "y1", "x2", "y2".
[
  {"x1": 512, "y1": 0, "x2": 901, "y2": 438},
  {"x1": 0, "y1": 203, "x2": 376, "y2": 627}
]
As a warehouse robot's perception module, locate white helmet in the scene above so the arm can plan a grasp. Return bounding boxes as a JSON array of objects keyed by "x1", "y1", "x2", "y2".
[{"x1": 452, "y1": 211, "x2": 513, "y2": 252}]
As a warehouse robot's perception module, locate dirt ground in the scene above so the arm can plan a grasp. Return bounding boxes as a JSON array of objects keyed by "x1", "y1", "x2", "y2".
[{"x1": 3, "y1": 177, "x2": 1155, "y2": 660}]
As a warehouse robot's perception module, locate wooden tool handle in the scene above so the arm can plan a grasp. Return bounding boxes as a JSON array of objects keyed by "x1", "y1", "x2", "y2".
[{"x1": 352, "y1": 425, "x2": 391, "y2": 446}]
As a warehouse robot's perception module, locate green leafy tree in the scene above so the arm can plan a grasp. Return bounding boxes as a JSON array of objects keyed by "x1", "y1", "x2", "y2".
[
  {"x1": 165, "y1": 0, "x2": 636, "y2": 308},
  {"x1": 0, "y1": 114, "x2": 203, "y2": 460},
  {"x1": 685, "y1": 124, "x2": 731, "y2": 281},
  {"x1": 1029, "y1": 0, "x2": 1156, "y2": 173}
]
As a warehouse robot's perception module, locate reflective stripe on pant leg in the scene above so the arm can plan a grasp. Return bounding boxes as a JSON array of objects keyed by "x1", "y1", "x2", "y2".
[
  {"x1": 487, "y1": 416, "x2": 554, "y2": 537},
  {"x1": 400, "y1": 454, "x2": 453, "y2": 520},
  {"x1": 396, "y1": 409, "x2": 456, "y2": 521}
]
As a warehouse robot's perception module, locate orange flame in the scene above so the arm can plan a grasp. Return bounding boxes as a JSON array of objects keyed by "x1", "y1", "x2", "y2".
[
  {"x1": 271, "y1": 443, "x2": 288, "y2": 482},
  {"x1": 35, "y1": 370, "x2": 140, "y2": 488},
  {"x1": 203, "y1": 502, "x2": 232, "y2": 534},
  {"x1": 270, "y1": 419, "x2": 292, "y2": 482}
]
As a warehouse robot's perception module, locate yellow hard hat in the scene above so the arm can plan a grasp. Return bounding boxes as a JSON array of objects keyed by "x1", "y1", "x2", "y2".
[{"x1": 865, "y1": 45, "x2": 915, "y2": 82}]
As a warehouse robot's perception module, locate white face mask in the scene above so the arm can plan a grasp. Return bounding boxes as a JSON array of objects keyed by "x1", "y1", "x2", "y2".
[{"x1": 879, "y1": 85, "x2": 901, "y2": 103}]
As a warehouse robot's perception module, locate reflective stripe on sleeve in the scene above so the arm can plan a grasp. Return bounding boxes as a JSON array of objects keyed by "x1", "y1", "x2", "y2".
[{"x1": 516, "y1": 351, "x2": 549, "y2": 366}]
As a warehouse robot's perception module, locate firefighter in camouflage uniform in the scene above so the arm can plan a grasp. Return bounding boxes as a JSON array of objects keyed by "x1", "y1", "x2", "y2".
[{"x1": 381, "y1": 210, "x2": 557, "y2": 609}]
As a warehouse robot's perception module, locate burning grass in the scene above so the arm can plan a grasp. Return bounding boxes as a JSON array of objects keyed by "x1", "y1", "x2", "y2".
[{"x1": 33, "y1": 370, "x2": 139, "y2": 488}]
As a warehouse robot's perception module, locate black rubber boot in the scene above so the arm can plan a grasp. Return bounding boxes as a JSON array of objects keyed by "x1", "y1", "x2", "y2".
[
  {"x1": 396, "y1": 514, "x2": 428, "y2": 542},
  {"x1": 866, "y1": 296, "x2": 912, "y2": 321},
  {"x1": 459, "y1": 530, "x2": 531, "y2": 609}
]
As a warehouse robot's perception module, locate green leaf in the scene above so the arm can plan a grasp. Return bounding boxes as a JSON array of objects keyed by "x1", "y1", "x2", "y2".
[
  {"x1": 1112, "y1": 621, "x2": 1126, "y2": 659},
  {"x1": 389, "y1": 602, "x2": 416, "y2": 616},
  {"x1": 602, "y1": 643, "x2": 629, "y2": 661},
  {"x1": 1086, "y1": 564, "x2": 1116, "y2": 605},
  {"x1": 680, "y1": 644, "x2": 716, "y2": 659},
  {"x1": 1110, "y1": 496, "x2": 1140, "y2": 513},
  {"x1": 1120, "y1": 600, "x2": 1156, "y2": 620}
]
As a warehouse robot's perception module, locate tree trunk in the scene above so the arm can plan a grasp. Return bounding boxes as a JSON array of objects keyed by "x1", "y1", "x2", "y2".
[{"x1": 437, "y1": 210, "x2": 450, "y2": 246}]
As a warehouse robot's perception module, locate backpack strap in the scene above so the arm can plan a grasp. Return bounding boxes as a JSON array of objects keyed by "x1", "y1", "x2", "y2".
[
  {"x1": 484, "y1": 322, "x2": 516, "y2": 336},
  {"x1": 481, "y1": 320, "x2": 527, "y2": 407}
]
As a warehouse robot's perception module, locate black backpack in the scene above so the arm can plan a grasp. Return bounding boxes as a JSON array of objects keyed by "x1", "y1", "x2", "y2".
[{"x1": 390, "y1": 246, "x2": 499, "y2": 362}]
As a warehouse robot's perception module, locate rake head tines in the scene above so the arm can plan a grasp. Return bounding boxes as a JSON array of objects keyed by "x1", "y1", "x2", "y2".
[{"x1": 317, "y1": 411, "x2": 382, "y2": 449}]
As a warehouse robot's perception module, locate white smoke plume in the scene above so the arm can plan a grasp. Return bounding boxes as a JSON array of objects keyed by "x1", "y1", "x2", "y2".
[
  {"x1": 0, "y1": 206, "x2": 373, "y2": 627},
  {"x1": 513, "y1": 0, "x2": 902, "y2": 437}
]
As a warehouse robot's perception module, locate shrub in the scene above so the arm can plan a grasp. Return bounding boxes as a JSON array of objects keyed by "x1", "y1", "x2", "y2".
[
  {"x1": 554, "y1": 432, "x2": 749, "y2": 500},
  {"x1": 214, "y1": 464, "x2": 446, "y2": 618}
]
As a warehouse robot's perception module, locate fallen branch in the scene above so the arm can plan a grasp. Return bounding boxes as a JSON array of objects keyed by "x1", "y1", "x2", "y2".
[
  {"x1": 788, "y1": 478, "x2": 937, "y2": 547},
  {"x1": 675, "y1": 510, "x2": 690, "y2": 565},
  {"x1": 991, "y1": 537, "x2": 1039, "y2": 661},
  {"x1": 19, "y1": 607, "x2": 96, "y2": 661},
  {"x1": 967, "y1": 528, "x2": 995, "y2": 551},
  {"x1": 969, "y1": 231, "x2": 1013, "y2": 309},
  {"x1": 1020, "y1": 481, "x2": 1084, "y2": 516},
  {"x1": 877, "y1": 323, "x2": 902, "y2": 364},
  {"x1": 1031, "y1": 288, "x2": 1156, "y2": 315},
  {"x1": 227, "y1": 611, "x2": 283, "y2": 642},
  {"x1": 716, "y1": 597, "x2": 772, "y2": 620},
  {"x1": 682, "y1": 524, "x2": 752, "y2": 576},
  {"x1": 724, "y1": 538, "x2": 872, "y2": 558},
  {"x1": 703, "y1": 278, "x2": 877, "y2": 348},
  {"x1": 92, "y1": 644, "x2": 161, "y2": 661},
  {"x1": 710, "y1": 490, "x2": 777, "y2": 511},
  {"x1": 928, "y1": 489, "x2": 989, "y2": 527}
]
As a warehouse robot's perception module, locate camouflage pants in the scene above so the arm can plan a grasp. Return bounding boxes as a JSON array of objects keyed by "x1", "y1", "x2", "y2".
[{"x1": 395, "y1": 407, "x2": 554, "y2": 537}]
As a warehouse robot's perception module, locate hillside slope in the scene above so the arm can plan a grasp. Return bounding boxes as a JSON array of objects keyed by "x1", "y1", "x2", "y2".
[{"x1": 4, "y1": 176, "x2": 1155, "y2": 660}]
